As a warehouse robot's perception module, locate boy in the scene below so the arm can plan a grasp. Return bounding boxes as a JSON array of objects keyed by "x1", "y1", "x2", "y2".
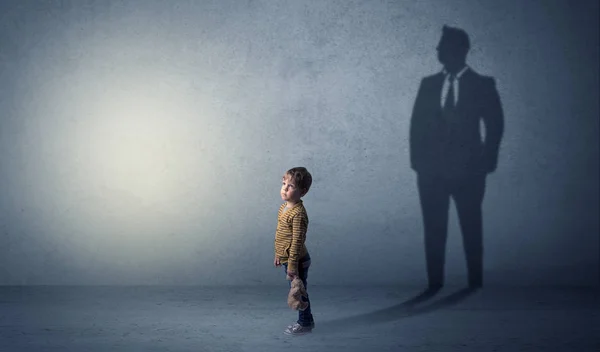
[{"x1": 274, "y1": 167, "x2": 314, "y2": 335}]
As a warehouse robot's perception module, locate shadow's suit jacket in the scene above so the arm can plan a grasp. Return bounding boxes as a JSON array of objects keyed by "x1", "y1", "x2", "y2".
[{"x1": 410, "y1": 68, "x2": 504, "y2": 177}]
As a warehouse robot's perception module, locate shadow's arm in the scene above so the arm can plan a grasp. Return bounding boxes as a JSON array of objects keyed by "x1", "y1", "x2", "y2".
[
  {"x1": 481, "y1": 78, "x2": 504, "y2": 173},
  {"x1": 409, "y1": 79, "x2": 427, "y2": 172}
]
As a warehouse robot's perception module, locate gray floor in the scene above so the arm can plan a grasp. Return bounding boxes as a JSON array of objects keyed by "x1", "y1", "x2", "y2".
[{"x1": 1, "y1": 285, "x2": 598, "y2": 352}]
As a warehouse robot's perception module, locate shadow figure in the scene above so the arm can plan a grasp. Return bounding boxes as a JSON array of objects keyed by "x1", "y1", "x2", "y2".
[
  {"x1": 409, "y1": 25, "x2": 504, "y2": 289},
  {"x1": 316, "y1": 286, "x2": 478, "y2": 333},
  {"x1": 397, "y1": 285, "x2": 444, "y2": 306}
]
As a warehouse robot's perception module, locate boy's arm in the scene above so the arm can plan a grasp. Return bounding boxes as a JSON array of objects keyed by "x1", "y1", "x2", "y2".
[
  {"x1": 287, "y1": 213, "x2": 308, "y2": 274},
  {"x1": 273, "y1": 204, "x2": 283, "y2": 258}
]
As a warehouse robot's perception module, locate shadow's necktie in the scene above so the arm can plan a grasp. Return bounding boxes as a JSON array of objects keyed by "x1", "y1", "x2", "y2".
[{"x1": 443, "y1": 74, "x2": 456, "y2": 113}]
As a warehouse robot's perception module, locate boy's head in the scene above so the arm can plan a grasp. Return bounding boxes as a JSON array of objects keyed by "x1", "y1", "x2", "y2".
[{"x1": 281, "y1": 167, "x2": 312, "y2": 203}]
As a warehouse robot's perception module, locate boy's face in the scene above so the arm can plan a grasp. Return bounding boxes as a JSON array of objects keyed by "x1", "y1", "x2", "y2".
[{"x1": 281, "y1": 175, "x2": 305, "y2": 203}]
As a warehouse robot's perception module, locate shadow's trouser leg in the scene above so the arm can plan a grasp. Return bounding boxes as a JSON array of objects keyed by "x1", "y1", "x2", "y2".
[
  {"x1": 452, "y1": 174, "x2": 486, "y2": 286},
  {"x1": 417, "y1": 173, "x2": 451, "y2": 287}
]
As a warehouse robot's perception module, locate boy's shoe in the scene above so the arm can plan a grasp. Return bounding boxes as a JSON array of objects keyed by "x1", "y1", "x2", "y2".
[
  {"x1": 287, "y1": 321, "x2": 315, "y2": 329},
  {"x1": 284, "y1": 323, "x2": 313, "y2": 335}
]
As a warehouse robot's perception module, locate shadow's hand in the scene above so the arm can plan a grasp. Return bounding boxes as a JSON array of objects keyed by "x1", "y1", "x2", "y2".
[{"x1": 480, "y1": 152, "x2": 498, "y2": 174}]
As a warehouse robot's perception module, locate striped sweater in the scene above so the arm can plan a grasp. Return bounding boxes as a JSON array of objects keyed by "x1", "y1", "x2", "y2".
[{"x1": 274, "y1": 200, "x2": 309, "y2": 273}]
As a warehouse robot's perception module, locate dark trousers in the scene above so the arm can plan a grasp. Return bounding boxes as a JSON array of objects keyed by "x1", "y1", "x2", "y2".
[
  {"x1": 283, "y1": 254, "x2": 314, "y2": 326},
  {"x1": 417, "y1": 173, "x2": 486, "y2": 287}
]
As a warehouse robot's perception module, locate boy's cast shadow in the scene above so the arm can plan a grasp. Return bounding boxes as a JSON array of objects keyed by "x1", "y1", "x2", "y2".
[{"x1": 316, "y1": 286, "x2": 478, "y2": 333}]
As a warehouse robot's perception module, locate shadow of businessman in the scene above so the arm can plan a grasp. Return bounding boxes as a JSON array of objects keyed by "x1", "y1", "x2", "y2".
[
  {"x1": 409, "y1": 25, "x2": 505, "y2": 289},
  {"x1": 315, "y1": 286, "x2": 478, "y2": 333}
]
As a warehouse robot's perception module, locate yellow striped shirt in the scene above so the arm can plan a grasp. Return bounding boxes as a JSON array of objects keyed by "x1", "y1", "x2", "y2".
[{"x1": 274, "y1": 200, "x2": 309, "y2": 273}]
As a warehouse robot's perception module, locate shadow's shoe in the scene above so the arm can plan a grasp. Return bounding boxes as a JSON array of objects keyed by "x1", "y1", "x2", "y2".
[
  {"x1": 469, "y1": 282, "x2": 482, "y2": 289},
  {"x1": 284, "y1": 323, "x2": 313, "y2": 336},
  {"x1": 428, "y1": 283, "x2": 443, "y2": 291}
]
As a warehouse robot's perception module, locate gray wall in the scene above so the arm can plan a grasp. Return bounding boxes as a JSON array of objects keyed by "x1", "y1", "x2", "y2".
[{"x1": 0, "y1": 0, "x2": 597, "y2": 286}]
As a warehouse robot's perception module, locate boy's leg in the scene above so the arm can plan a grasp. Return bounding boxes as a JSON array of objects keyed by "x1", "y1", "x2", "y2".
[
  {"x1": 283, "y1": 263, "x2": 289, "y2": 286},
  {"x1": 283, "y1": 260, "x2": 314, "y2": 331},
  {"x1": 297, "y1": 263, "x2": 314, "y2": 327}
]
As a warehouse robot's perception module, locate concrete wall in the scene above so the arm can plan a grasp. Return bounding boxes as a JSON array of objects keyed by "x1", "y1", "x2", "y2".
[{"x1": 0, "y1": 0, "x2": 597, "y2": 286}]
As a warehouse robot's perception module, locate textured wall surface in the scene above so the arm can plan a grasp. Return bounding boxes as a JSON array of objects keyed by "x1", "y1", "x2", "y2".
[{"x1": 0, "y1": 0, "x2": 597, "y2": 286}]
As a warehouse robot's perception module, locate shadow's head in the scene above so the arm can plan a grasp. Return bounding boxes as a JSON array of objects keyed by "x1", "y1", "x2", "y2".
[{"x1": 437, "y1": 25, "x2": 470, "y2": 71}]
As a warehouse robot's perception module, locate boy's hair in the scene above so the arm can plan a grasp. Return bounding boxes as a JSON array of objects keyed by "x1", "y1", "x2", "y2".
[{"x1": 284, "y1": 167, "x2": 312, "y2": 194}]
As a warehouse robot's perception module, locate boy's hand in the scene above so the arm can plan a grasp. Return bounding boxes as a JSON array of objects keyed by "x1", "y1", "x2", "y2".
[
  {"x1": 286, "y1": 270, "x2": 297, "y2": 280},
  {"x1": 274, "y1": 256, "x2": 281, "y2": 267}
]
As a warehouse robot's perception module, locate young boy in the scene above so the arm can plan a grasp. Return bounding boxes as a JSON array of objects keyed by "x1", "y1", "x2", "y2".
[{"x1": 273, "y1": 167, "x2": 314, "y2": 335}]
